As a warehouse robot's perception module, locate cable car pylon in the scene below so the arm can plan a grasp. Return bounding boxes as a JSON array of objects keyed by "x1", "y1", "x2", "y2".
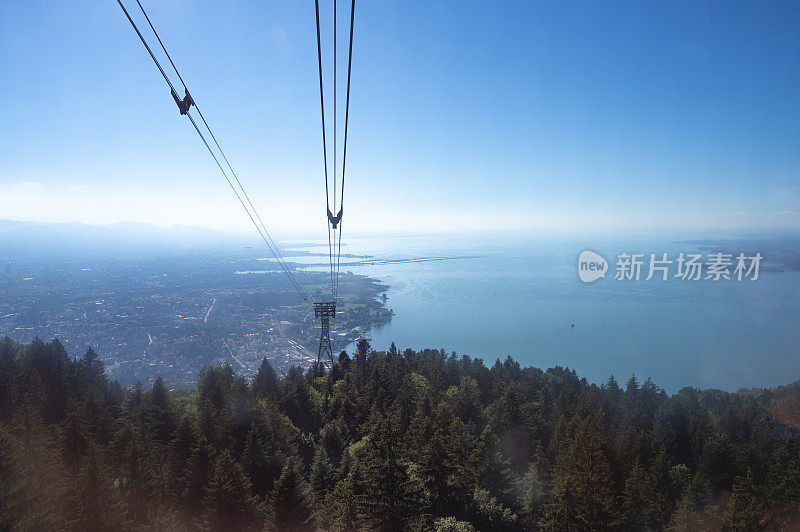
[{"x1": 314, "y1": 301, "x2": 336, "y2": 367}]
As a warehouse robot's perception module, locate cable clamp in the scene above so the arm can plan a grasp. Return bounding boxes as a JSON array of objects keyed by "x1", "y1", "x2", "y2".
[
  {"x1": 171, "y1": 88, "x2": 194, "y2": 115},
  {"x1": 327, "y1": 207, "x2": 343, "y2": 229}
]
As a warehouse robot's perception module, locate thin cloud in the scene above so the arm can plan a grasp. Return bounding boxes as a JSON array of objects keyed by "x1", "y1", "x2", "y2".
[
  {"x1": 15, "y1": 182, "x2": 44, "y2": 190},
  {"x1": 269, "y1": 25, "x2": 291, "y2": 54}
]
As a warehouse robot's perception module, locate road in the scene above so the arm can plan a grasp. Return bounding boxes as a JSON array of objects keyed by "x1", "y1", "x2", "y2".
[{"x1": 204, "y1": 297, "x2": 216, "y2": 324}]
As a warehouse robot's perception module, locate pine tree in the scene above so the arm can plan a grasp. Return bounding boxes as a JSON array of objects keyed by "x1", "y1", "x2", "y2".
[
  {"x1": 202, "y1": 449, "x2": 264, "y2": 530},
  {"x1": 270, "y1": 457, "x2": 311, "y2": 531},
  {"x1": 77, "y1": 347, "x2": 105, "y2": 392},
  {"x1": 541, "y1": 416, "x2": 615, "y2": 530},
  {"x1": 728, "y1": 468, "x2": 764, "y2": 530},
  {"x1": 329, "y1": 457, "x2": 367, "y2": 532},
  {"x1": 2, "y1": 412, "x2": 69, "y2": 529},
  {"x1": 69, "y1": 444, "x2": 127, "y2": 531},
  {"x1": 252, "y1": 357, "x2": 279, "y2": 400},
  {"x1": 147, "y1": 377, "x2": 174, "y2": 444},
  {"x1": 308, "y1": 444, "x2": 334, "y2": 528},
  {"x1": 170, "y1": 412, "x2": 196, "y2": 501},
  {"x1": 616, "y1": 459, "x2": 661, "y2": 529},
  {"x1": 361, "y1": 421, "x2": 423, "y2": 530}
]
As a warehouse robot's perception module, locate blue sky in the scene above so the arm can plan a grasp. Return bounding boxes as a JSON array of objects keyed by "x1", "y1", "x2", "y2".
[{"x1": 1, "y1": 1, "x2": 799, "y2": 234}]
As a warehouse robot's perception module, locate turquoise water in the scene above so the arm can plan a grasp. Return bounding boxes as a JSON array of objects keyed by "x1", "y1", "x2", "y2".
[{"x1": 290, "y1": 233, "x2": 800, "y2": 392}]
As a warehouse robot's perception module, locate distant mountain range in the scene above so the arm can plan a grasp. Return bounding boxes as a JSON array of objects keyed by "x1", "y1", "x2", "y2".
[{"x1": 0, "y1": 219, "x2": 248, "y2": 258}]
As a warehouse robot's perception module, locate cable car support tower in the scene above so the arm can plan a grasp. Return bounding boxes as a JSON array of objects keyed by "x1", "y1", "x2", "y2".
[{"x1": 314, "y1": 302, "x2": 336, "y2": 366}]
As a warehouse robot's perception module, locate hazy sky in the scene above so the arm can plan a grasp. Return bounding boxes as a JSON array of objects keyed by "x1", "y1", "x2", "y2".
[{"x1": 1, "y1": 1, "x2": 800, "y2": 235}]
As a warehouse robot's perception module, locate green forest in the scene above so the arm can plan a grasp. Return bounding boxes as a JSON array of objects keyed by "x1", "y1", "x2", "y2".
[{"x1": 1, "y1": 336, "x2": 799, "y2": 531}]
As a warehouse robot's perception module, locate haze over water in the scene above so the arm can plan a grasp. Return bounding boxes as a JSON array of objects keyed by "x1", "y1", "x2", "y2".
[{"x1": 294, "y1": 233, "x2": 800, "y2": 393}]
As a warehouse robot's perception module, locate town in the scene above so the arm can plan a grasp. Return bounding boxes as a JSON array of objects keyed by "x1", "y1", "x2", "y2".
[{"x1": 0, "y1": 250, "x2": 392, "y2": 386}]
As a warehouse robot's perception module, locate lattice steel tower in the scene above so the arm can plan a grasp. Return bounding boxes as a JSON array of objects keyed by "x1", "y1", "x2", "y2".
[{"x1": 314, "y1": 301, "x2": 336, "y2": 366}]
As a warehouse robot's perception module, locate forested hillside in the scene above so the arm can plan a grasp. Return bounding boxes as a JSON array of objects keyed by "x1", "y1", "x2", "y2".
[{"x1": 1, "y1": 336, "x2": 799, "y2": 530}]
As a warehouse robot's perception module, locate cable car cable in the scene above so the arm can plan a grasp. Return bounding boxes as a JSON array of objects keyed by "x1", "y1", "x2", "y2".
[
  {"x1": 131, "y1": 0, "x2": 302, "y2": 296},
  {"x1": 116, "y1": 0, "x2": 308, "y2": 301},
  {"x1": 314, "y1": 0, "x2": 337, "y2": 299},
  {"x1": 334, "y1": 0, "x2": 355, "y2": 300}
]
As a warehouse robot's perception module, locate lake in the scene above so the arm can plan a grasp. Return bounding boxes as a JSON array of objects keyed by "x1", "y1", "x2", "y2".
[{"x1": 287, "y1": 232, "x2": 800, "y2": 393}]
